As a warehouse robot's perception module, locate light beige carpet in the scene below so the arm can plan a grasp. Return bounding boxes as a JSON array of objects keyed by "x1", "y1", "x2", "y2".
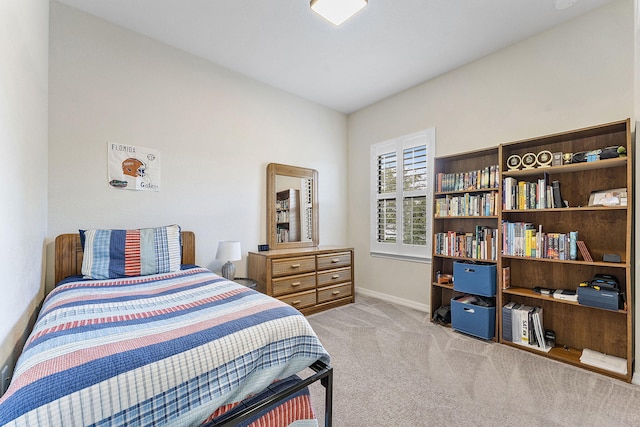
[{"x1": 305, "y1": 295, "x2": 640, "y2": 426}]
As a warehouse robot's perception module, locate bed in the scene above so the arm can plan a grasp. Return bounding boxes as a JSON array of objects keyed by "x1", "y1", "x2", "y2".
[{"x1": 0, "y1": 227, "x2": 333, "y2": 426}]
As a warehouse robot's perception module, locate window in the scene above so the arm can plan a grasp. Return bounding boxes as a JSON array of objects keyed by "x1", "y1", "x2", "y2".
[{"x1": 370, "y1": 128, "x2": 435, "y2": 259}]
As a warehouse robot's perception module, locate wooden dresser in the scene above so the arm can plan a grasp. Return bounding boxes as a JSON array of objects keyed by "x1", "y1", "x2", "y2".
[{"x1": 248, "y1": 246, "x2": 354, "y2": 315}]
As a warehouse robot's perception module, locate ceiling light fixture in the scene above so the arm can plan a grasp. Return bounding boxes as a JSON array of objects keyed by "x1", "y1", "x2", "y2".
[{"x1": 310, "y1": 0, "x2": 368, "y2": 26}]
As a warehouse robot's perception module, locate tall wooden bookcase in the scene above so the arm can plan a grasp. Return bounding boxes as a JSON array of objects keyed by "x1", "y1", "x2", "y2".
[
  {"x1": 430, "y1": 147, "x2": 500, "y2": 339},
  {"x1": 275, "y1": 189, "x2": 300, "y2": 243},
  {"x1": 430, "y1": 119, "x2": 634, "y2": 382}
]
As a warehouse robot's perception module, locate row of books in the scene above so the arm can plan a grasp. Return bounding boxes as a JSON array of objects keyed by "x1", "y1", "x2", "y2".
[
  {"x1": 436, "y1": 165, "x2": 499, "y2": 193},
  {"x1": 501, "y1": 222, "x2": 582, "y2": 260},
  {"x1": 503, "y1": 176, "x2": 565, "y2": 210},
  {"x1": 502, "y1": 302, "x2": 551, "y2": 352},
  {"x1": 433, "y1": 226, "x2": 498, "y2": 260},
  {"x1": 276, "y1": 211, "x2": 291, "y2": 223},
  {"x1": 276, "y1": 228, "x2": 291, "y2": 243},
  {"x1": 434, "y1": 191, "x2": 499, "y2": 217}
]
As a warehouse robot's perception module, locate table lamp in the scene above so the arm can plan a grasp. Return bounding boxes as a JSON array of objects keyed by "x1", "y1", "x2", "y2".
[{"x1": 216, "y1": 241, "x2": 241, "y2": 280}]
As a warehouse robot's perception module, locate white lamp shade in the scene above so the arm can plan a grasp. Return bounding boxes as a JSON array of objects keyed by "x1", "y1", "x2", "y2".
[
  {"x1": 216, "y1": 241, "x2": 241, "y2": 262},
  {"x1": 310, "y1": 0, "x2": 367, "y2": 26}
]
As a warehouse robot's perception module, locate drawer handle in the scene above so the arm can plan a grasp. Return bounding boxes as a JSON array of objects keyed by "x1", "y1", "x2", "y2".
[
  {"x1": 332, "y1": 290, "x2": 340, "y2": 295},
  {"x1": 291, "y1": 264, "x2": 301, "y2": 268},
  {"x1": 331, "y1": 274, "x2": 340, "y2": 279},
  {"x1": 291, "y1": 282, "x2": 301, "y2": 287},
  {"x1": 292, "y1": 300, "x2": 301, "y2": 305},
  {"x1": 331, "y1": 258, "x2": 340, "y2": 263}
]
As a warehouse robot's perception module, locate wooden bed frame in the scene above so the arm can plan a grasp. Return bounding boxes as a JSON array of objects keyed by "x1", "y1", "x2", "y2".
[
  {"x1": 54, "y1": 231, "x2": 195, "y2": 284},
  {"x1": 52, "y1": 231, "x2": 333, "y2": 426}
]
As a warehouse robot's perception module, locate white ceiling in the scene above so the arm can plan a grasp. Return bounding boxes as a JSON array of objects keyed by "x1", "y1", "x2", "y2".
[{"x1": 56, "y1": 0, "x2": 613, "y2": 114}]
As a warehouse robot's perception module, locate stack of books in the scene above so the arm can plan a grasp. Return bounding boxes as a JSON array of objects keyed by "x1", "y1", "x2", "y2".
[
  {"x1": 502, "y1": 302, "x2": 551, "y2": 352},
  {"x1": 580, "y1": 349, "x2": 627, "y2": 375}
]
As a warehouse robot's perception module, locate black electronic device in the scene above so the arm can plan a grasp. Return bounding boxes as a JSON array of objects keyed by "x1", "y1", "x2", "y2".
[
  {"x1": 590, "y1": 273, "x2": 619, "y2": 291},
  {"x1": 257, "y1": 244, "x2": 270, "y2": 252},
  {"x1": 533, "y1": 287, "x2": 553, "y2": 295},
  {"x1": 603, "y1": 253, "x2": 622, "y2": 263},
  {"x1": 544, "y1": 330, "x2": 556, "y2": 348},
  {"x1": 577, "y1": 286, "x2": 622, "y2": 310}
]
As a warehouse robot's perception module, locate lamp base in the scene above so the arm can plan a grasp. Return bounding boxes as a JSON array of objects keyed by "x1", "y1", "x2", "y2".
[{"x1": 221, "y1": 261, "x2": 236, "y2": 280}]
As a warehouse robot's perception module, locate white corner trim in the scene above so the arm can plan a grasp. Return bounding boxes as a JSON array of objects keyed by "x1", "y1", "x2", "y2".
[
  {"x1": 631, "y1": 372, "x2": 639, "y2": 386},
  {"x1": 355, "y1": 286, "x2": 430, "y2": 313}
]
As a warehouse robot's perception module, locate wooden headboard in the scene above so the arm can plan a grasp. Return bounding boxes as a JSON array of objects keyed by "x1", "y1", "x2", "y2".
[{"x1": 54, "y1": 231, "x2": 196, "y2": 284}]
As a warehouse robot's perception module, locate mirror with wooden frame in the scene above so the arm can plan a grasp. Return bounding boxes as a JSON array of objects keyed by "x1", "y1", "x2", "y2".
[{"x1": 267, "y1": 163, "x2": 318, "y2": 249}]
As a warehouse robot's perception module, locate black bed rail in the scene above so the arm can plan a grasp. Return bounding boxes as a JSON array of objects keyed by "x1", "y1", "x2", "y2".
[{"x1": 205, "y1": 360, "x2": 333, "y2": 427}]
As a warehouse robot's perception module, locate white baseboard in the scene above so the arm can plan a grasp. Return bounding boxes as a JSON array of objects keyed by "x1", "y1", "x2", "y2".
[{"x1": 355, "y1": 287, "x2": 430, "y2": 313}]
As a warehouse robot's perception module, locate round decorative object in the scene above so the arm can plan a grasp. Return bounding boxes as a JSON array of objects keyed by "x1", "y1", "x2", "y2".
[
  {"x1": 521, "y1": 152, "x2": 537, "y2": 169},
  {"x1": 507, "y1": 154, "x2": 522, "y2": 171},
  {"x1": 536, "y1": 150, "x2": 552, "y2": 167}
]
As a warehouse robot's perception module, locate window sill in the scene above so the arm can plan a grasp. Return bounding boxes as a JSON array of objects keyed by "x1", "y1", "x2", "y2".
[{"x1": 369, "y1": 252, "x2": 431, "y2": 263}]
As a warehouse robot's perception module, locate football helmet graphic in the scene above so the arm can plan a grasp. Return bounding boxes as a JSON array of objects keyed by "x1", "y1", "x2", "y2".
[{"x1": 122, "y1": 158, "x2": 146, "y2": 177}]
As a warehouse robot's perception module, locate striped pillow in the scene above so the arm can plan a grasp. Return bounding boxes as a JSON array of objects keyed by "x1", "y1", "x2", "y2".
[{"x1": 80, "y1": 225, "x2": 182, "y2": 279}]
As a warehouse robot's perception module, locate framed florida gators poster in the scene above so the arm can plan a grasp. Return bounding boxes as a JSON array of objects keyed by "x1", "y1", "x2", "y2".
[{"x1": 108, "y1": 143, "x2": 160, "y2": 191}]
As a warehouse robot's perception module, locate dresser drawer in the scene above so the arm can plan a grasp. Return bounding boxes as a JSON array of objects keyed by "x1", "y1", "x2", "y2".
[
  {"x1": 271, "y1": 256, "x2": 316, "y2": 277},
  {"x1": 272, "y1": 272, "x2": 316, "y2": 296},
  {"x1": 317, "y1": 283, "x2": 352, "y2": 304},
  {"x1": 317, "y1": 252, "x2": 351, "y2": 270},
  {"x1": 317, "y1": 267, "x2": 352, "y2": 288},
  {"x1": 278, "y1": 290, "x2": 316, "y2": 310}
]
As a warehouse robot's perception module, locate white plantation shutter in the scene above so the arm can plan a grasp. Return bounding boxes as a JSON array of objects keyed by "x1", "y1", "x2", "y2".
[
  {"x1": 376, "y1": 149, "x2": 397, "y2": 243},
  {"x1": 371, "y1": 129, "x2": 434, "y2": 259},
  {"x1": 402, "y1": 143, "x2": 427, "y2": 245}
]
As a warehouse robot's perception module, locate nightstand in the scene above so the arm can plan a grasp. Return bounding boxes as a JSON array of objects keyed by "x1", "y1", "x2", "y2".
[{"x1": 233, "y1": 277, "x2": 257, "y2": 290}]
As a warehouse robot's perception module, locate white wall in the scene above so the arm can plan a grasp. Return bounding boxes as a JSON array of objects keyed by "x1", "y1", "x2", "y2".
[
  {"x1": 348, "y1": 0, "x2": 633, "y2": 309},
  {"x1": 0, "y1": 0, "x2": 49, "y2": 364},
  {"x1": 47, "y1": 2, "x2": 348, "y2": 292}
]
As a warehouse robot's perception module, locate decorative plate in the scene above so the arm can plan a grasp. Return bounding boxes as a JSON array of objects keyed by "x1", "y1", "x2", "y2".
[
  {"x1": 507, "y1": 154, "x2": 522, "y2": 171},
  {"x1": 521, "y1": 152, "x2": 537, "y2": 169},
  {"x1": 536, "y1": 150, "x2": 552, "y2": 167}
]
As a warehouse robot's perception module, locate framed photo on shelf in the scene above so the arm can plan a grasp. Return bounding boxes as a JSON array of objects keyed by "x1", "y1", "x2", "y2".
[{"x1": 588, "y1": 188, "x2": 627, "y2": 207}]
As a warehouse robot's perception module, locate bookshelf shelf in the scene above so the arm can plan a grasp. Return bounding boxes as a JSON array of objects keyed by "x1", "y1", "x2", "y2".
[
  {"x1": 503, "y1": 287, "x2": 628, "y2": 313},
  {"x1": 503, "y1": 287, "x2": 579, "y2": 305},
  {"x1": 501, "y1": 255, "x2": 628, "y2": 268},
  {"x1": 434, "y1": 215, "x2": 499, "y2": 220},
  {"x1": 503, "y1": 157, "x2": 626, "y2": 177},
  {"x1": 503, "y1": 342, "x2": 629, "y2": 381},
  {"x1": 503, "y1": 205, "x2": 627, "y2": 213},
  {"x1": 432, "y1": 282, "x2": 454, "y2": 291},
  {"x1": 435, "y1": 187, "x2": 499, "y2": 196},
  {"x1": 433, "y1": 254, "x2": 497, "y2": 263},
  {"x1": 431, "y1": 118, "x2": 633, "y2": 382}
]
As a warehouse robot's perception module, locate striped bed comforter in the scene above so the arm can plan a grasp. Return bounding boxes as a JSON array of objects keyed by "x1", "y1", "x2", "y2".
[{"x1": 0, "y1": 267, "x2": 330, "y2": 426}]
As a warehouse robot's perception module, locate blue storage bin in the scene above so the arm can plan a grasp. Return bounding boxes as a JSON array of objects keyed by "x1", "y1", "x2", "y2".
[
  {"x1": 451, "y1": 296, "x2": 496, "y2": 340},
  {"x1": 453, "y1": 261, "x2": 496, "y2": 297}
]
